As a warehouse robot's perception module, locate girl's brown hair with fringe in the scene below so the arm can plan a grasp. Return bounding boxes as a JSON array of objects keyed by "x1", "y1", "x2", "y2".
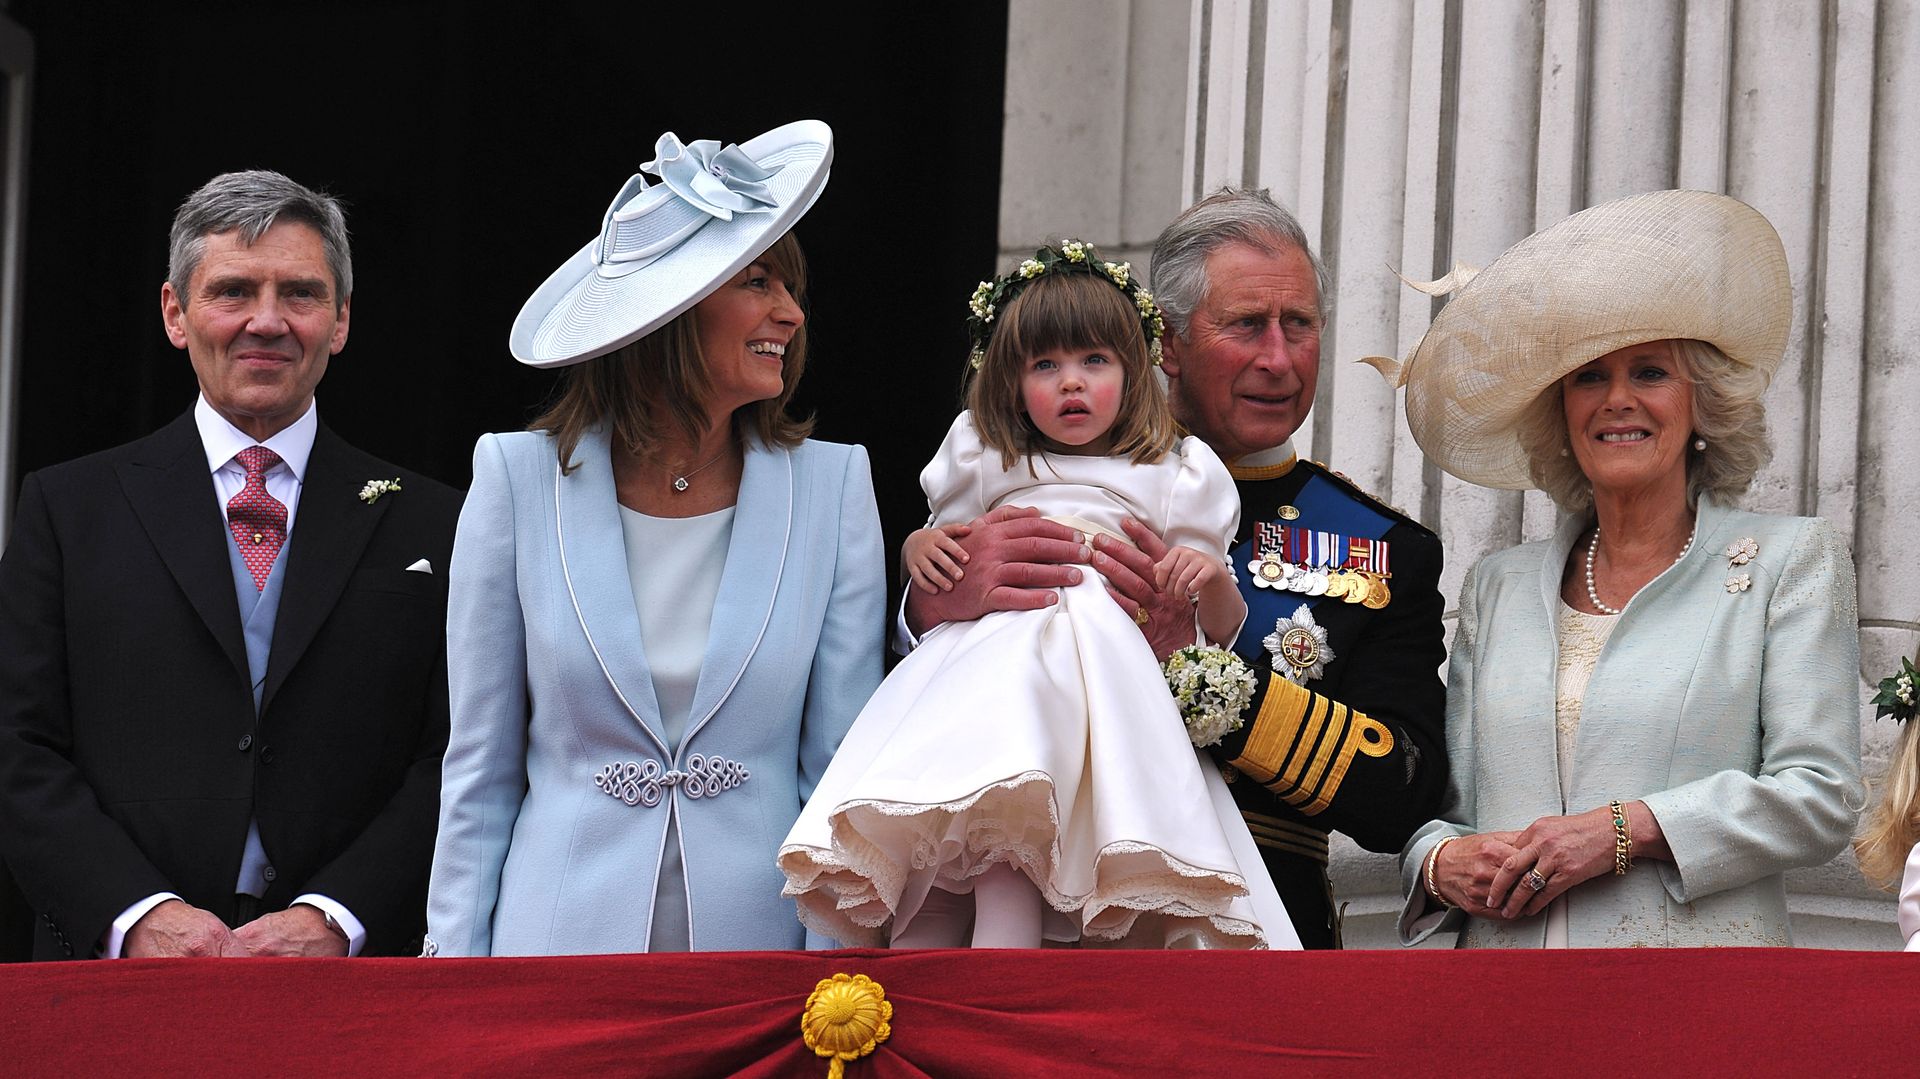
[
  {"x1": 965, "y1": 271, "x2": 1177, "y2": 471},
  {"x1": 531, "y1": 232, "x2": 815, "y2": 473}
]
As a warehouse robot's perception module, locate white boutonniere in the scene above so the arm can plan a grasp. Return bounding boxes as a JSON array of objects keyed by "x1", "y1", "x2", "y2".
[{"x1": 358, "y1": 477, "x2": 403, "y2": 504}]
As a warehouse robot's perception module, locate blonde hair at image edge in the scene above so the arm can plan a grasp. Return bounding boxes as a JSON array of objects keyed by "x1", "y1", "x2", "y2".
[{"x1": 1857, "y1": 712, "x2": 1920, "y2": 887}]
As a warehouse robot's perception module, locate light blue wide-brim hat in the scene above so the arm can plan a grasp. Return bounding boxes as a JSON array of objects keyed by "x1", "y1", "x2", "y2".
[{"x1": 510, "y1": 119, "x2": 833, "y2": 368}]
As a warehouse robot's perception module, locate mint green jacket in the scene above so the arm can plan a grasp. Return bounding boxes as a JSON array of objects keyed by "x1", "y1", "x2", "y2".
[{"x1": 1400, "y1": 498, "x2": 1862, "y2": 947}]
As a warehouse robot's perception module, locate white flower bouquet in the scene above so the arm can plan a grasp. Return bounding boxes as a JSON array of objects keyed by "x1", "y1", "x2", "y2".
[{"x1": 1162, "y1": 645, "x2": 1256, "y2": 748}]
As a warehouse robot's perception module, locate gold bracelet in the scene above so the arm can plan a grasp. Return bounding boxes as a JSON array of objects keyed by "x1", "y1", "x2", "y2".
[
  {"x1": 1424, "y1": 835, "x2": 1461, "y2": 908},
  {"x1": 1609, "y1": 800, "x2": 1632, "y2": 875}
]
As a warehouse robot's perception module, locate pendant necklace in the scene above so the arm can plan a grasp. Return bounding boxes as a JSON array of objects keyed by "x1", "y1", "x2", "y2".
[
  {"x1": 1585, "y1": 522, "x2": 1695, "y2": 616},
  {"x1": 669, "y1": 447, "x2": 730, "y2": 493}
]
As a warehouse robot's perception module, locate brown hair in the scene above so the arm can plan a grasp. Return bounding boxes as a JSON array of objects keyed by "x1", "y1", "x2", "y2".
[
  {"x1": 531, "y1": 231, "x2": 815, "y2": 472},
  {"x1": 964, "y1": 271, "x2": 1177, "y2": 470}
]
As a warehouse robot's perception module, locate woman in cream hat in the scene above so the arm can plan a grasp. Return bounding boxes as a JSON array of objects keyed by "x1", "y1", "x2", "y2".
[
  {"x1": 1385, "y1": 190, "x2": 1862, "y2": 947},
  {"x1": 424, "y1": 121, "x2": 886, "y2": 955}
]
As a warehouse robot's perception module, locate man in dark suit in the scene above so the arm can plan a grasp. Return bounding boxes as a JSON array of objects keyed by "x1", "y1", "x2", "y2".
[
  {"x1": 0, "y1": 171, "x2": 461, "y2": 959},
  {"x1": 904, "y1": 189, "x2": 1448, "y2": 948}
]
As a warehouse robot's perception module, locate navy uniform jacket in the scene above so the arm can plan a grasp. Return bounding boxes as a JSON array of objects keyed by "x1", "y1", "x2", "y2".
[{"x1": 1209, "y1": 456, "x2": 1448, "y2": 948}]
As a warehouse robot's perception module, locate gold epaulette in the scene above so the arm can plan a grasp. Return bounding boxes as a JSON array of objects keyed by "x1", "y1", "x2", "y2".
[
  {"x1": 1240, "y1": 810, "x2": 1330, "y2": 864},
  {"x1": 1226, "y1": 674, "x2": 1395, "y2": 816}
]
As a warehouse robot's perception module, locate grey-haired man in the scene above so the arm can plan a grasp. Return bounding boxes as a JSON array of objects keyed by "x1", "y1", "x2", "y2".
[
  {"x1": 906, "y1": 189, "x2": 1448, "y2": 947},
  {"x1": 0, "y1": 171, "x2": 461, "y2": 959}
]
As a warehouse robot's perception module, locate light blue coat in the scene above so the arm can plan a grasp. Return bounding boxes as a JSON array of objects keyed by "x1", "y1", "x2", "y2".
[
  {"x1": 1400, "y1": 498, "x2": 1862, "y2": 947},
  {"x1": 426, "y1": 429, "x2": 884, "y2": 955}
]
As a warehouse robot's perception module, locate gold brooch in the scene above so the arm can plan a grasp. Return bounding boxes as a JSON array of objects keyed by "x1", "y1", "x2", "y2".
[
  {"x1": 1724, "y1": 537, "x2": 1758, "y2": 593},
  {"x1": 1724, "y1": 537, "x2": 1759, "y2": 565}
]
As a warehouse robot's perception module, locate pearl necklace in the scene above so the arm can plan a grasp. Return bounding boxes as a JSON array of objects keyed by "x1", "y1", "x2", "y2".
[{"x1": 1584, "y1": 522, "x2": 1694, "y2": 616}]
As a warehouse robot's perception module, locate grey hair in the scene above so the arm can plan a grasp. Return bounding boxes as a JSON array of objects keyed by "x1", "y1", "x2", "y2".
[
  {"x1": 167, "y1": 170, "x2": 352, "y2": 309},
  {"x1": 1517, "y1": 339, "x2": 1774, "y2": 512},
  {"x1": 1148, "y1": 187, "x2": 1330, "y2": 339}
]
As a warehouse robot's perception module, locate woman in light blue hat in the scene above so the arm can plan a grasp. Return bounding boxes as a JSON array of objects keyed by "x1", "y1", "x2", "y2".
[{"x1": 424, "y1": 121, "x2": 885, "y2": 955}]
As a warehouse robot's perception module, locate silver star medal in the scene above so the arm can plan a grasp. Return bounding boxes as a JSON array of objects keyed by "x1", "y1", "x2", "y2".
[{"x1": 1264, "y1": 603, "x2": 1335, "y2": 684}]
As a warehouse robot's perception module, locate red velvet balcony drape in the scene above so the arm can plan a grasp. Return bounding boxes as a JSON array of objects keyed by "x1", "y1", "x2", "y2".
[{"x1": 4, "y1": 948, "x2": 1916, "y2": 1076}]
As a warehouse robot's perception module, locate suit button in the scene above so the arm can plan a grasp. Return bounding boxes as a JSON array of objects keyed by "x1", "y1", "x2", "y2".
[
  {"x1": 263, "y1": 866, "x2": 277, "y2": 883},
  {"x1": 237, "y1": 733, "x2": 253, "y2": 752},
  {"x1": 259, "y1": 745, "x2": 274, "y2": 764}
]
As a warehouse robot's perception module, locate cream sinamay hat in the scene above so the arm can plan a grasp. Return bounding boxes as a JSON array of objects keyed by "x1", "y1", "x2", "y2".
[
  {"x1": 1366, "y1": 189, "x2": 1792, "y2": 489},
  {"x1": 510, "y1": 119, "x2": 833, "y2": 368}
]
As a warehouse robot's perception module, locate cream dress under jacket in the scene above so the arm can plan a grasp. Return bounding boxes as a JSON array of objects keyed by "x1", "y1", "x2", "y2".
[{"x1": 1400, "y1": 498, "x2": 1862, "y2": 948}]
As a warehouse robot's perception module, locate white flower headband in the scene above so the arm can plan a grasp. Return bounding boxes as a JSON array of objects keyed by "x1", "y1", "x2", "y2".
[{"x1": 965, "y1": 239, "x2": 1166, "y2": 369}]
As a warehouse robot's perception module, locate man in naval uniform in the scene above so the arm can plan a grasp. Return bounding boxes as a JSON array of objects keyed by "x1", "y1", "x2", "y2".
[{"x1": 904, "y1": 189, "x2": 1448, "y2": 948}]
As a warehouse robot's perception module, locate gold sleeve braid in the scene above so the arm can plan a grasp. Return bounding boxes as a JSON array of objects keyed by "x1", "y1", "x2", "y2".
[{"x1": 1226, "y1": 673, "x2": 1395, "y2": 816}]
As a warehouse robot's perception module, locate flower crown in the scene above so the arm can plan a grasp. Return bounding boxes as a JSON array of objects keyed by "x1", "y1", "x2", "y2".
[
  {"x1": 1872, "y1": 656, "x2": 1916, "y2": 725},
  {"x1": 967, "y1": 239, "x2": 1166, "y2": 369}
]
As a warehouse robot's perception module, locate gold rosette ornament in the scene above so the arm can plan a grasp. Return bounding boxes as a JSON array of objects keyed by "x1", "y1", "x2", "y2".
[{"x1": 801, "y1": 973, "x2": 893, "y2": 1078}]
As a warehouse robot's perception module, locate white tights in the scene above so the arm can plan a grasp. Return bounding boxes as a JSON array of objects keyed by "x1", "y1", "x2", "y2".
[{"x1": 888, "y1": 862, "x2": 1044, "y2": 949}]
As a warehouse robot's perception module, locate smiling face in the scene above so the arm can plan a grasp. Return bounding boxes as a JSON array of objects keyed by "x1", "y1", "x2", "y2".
[
  {"x1": 693, "y1": 259, "x2": 804, "y2": 422},
  {"x1": 1561, "y1": 339, "x2": 1695, "y2": 502},
  {"x1": 1019, "y1": 346, "x2": 1124, "y2": 455},
  {"x1": 1161, "y1": 241, "x2": 1321, "y2": 461},
  {"x1": 161, "y1": 220, "x2": 350, "y2": 442}
]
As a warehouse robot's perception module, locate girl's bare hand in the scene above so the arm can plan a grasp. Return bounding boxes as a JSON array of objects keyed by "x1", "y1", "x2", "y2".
[{"x1": 904, "y1": 525, "x2": 972, "y2": 594}]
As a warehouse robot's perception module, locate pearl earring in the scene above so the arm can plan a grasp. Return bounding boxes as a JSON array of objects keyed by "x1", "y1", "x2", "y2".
[
  {"x1": 1693, "y1": 437, "x2": 1707, "y2": 451},
  {"x1": 1559, "y1": 446, "x2": 1570, "y2": 457}
]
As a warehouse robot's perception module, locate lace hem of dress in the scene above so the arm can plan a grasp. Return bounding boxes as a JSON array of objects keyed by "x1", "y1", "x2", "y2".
[{"x1": 779, "y1": 769, "x2": 1266, "y2": 950}]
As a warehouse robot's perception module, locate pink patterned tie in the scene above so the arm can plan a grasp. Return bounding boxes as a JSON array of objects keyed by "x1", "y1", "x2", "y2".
[{"x1": 227, "y1": 446, "x2": 287, "y2": 591}]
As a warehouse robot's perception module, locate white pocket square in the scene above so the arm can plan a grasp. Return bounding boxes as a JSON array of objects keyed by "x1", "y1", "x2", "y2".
[{"x1": 404, "y1": 559, "x2": 433, "y2": 574}]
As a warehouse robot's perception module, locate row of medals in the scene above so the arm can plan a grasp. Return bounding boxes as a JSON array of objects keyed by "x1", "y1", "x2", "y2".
[{"x1": 1249, "y1": 553, "x2": 1391, "y2": 609}]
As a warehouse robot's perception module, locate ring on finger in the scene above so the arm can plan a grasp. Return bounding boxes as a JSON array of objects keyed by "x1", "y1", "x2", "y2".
[
  {"x1": 1133, "y1": 607, "x2": 1149, "y2": 626},
  {"x1": 1522, "y1": 868, "x2": 1548, "y2": 893}
]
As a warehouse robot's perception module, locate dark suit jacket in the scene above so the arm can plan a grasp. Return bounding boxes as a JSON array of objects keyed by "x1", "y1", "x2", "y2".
[
  {"x1": 1211, "y1": 459, "x2": 1449, "y2": 948},
  {"x1": 0, "y1": 411, "x2": 461, "y2": 959}
]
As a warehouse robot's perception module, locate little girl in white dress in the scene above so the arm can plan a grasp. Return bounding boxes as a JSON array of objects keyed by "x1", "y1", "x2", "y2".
[{"x1": 779, "y1": 242, "x2": 1295, "y2": 949}]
